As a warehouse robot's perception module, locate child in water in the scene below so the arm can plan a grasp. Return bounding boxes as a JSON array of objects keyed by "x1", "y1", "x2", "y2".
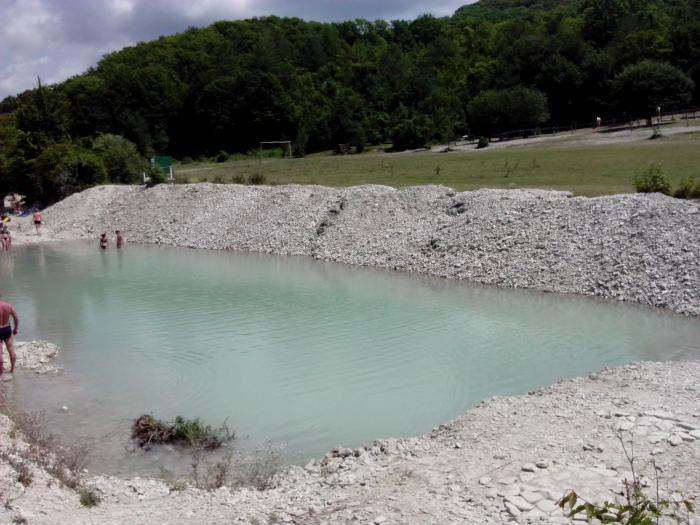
[{"x1": 99, "y1": 233, "x2": 108, "y2": 250}]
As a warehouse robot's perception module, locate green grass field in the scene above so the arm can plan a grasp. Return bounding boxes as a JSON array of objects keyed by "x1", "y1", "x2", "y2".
[{"x1": 173, "y1": 130, "x2": 700, "y2": 196}]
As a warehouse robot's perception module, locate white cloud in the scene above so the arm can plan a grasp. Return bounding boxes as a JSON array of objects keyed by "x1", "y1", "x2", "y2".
[
  {"x1": 0, "y1": 0, "x2": 470, "y2": 99},
  {"x1": 1, "y1": 0, "x2": 60, "y2": 52}
]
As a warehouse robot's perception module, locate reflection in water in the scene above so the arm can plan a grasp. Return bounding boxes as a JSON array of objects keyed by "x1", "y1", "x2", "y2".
[{"x1": 1, "y1": 242, "x2": 699, "y2": 476}]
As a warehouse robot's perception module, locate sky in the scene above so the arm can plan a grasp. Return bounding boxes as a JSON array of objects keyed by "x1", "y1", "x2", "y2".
[{"x1": 0, "y1": 0, "x2": 468, "y2": 100}]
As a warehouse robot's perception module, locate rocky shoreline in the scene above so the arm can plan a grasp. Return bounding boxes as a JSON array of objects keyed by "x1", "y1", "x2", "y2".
[
  {"x1": 2, "y1": 184, "x2": 699, "y2": 523},
  {"x1": 14, "y1": 184, "x2": 699, "y2": 316},
  {"x1": 1, "y1": 356, "x2": 698, "y2": 524}
]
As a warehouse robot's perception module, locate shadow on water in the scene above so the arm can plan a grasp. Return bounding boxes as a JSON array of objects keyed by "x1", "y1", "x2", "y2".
[{"x1": 1, "y1": 241, "x2": 699, "y2": 476}]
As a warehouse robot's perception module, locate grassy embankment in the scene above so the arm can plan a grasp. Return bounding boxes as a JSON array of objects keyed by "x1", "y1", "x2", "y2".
[{"x1": 173, "y1": 131, "x2": 700, "y2": 197}]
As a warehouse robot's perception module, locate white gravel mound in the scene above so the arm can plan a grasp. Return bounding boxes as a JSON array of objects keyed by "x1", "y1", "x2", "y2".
[{"x1": 40, "y1": 184, "x2": 699, "y2": 315}]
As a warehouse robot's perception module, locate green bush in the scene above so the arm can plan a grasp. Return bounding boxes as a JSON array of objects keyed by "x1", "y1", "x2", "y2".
[
  {"x1": 216, "y1": 150, "x2": 229, "y2": 163},
  {"x1": 31, "y1": 143, "x2": 108, "y2": 203},
  {"x1": 79, "y1": 490, "x2": 101, "y2": 508},
  {"x1": 144, "y1": 165, "x2": 166, "y2": 187},
  {"x1": 477, "y1": 136, "x2": 489, "y2": 149},
  {"x1": 674, "y1": 175, "x2": 700, "y2": 199},
  {"x1": 92, "y1": 134, "x2": 144, "y2": 183},
  {"x1": 248, "y1": 173, "x2": 266, "y2": 185},
  {"x1": 132, "y1": 414, "x2": 233, "y2": 450},
  {"x1": 634, "y1": 164, "x2": 672, "y2": 195}
]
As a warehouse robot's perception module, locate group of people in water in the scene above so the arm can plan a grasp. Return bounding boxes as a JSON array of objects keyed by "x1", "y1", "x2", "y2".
[
  {"x1": 101, "y1": 230, "x2": 125, "y2": 249},
  {"x1": 0, "y1": 207, "x2": 127, "y2": 378}
]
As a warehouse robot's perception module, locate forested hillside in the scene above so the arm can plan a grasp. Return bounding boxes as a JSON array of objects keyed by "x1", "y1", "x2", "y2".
[{"x1": 1, "y1": 0, "x2": 699, "y2": 204}]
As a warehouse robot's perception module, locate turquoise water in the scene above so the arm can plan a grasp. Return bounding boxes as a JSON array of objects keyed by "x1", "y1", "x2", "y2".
[{"x1": 1, "y1": 242, "x2": 698, "y2": 474}]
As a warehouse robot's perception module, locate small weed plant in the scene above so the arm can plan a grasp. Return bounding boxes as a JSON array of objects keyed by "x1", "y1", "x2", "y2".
[
  {"x1": 634, "y1": 164, "x2": 672, "y2": 195},
  {"x1": 248, "y1": 173, "x2": 266, "y2": 185},
  {"x1": 673, "y1": 175, "x2": 700, "y2": 199},
  {"x1": 476, "y1": 136, "x2": 489, "y2": 149},
  {"x1": 79, "y1": 489, "x2": 101, "y2": 508},
  {"x1": 559, "y1": 435, "x2": 694, "y2": 524}
]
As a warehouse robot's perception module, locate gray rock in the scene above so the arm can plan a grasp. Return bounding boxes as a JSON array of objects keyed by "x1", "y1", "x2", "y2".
[{"x1": 505, "y1": 495, "x2": 533, "y2": 512}]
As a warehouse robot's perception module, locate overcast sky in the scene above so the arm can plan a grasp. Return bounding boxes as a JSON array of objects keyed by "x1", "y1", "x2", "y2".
[{"x1": 0, "y1": 0, "x2": 469, "y2": 99}]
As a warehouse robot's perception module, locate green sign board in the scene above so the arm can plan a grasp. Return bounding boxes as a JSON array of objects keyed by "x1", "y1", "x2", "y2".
[{"x1": 151, "y1": 156, "x2": 173, "y2": 175}]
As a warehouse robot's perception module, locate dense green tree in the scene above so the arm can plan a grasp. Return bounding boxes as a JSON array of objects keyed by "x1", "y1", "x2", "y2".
[
  {"x1": 14, "y1": 79, "x2": 70, "y2": 153},
  {"x1": 0, "y1": 0, "x2": 698, "y2": 200},
  {"x1": 30, "y1": 143, "x2": 107, "y2": 204},
  {"x1": 466, "y1": 87, "x2": 550, "y2": 136},
  {"x1": 613, "y1": 60, "x2": 694, "y2": 121},
  {"x1": 390, "y1": 106, "x2": 433, "y2": 150},
  {"x1": 92, "y1": 134, "x2": 144, "y2": 183}
]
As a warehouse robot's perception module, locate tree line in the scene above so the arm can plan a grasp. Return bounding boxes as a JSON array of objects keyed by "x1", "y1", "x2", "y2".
[{"x1": 1, "y1": 0, "x2": 698, "y2": 204}]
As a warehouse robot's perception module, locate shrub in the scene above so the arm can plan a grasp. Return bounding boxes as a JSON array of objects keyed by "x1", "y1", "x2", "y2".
[
  {"x1": 3, "y1": 409, "x2": 88, "y2": 489},
  {"x1": 230, "y1": 446, "x2": 282, "y2": 490},
  {"x1": 476, "y1": 136, "x2": 489, "y2": 149},
  {"x1": 144, "y1": 165, "x2": 167, "y2": 187},
  {"x1": 79, "y1": 490, "x2": 101, "y2": 508},
  {"x1": 181, "y1": 156, "x2": 193, "y2": 164},
  {"x1": 248, "y1": 173, "x2": 266, "y2": 185},
  {"x1": 634, "y1": 164, "x2": 672, "y2": 195},
  {"x1": 231, "y1": 174, "x2": 245, "y2": 184},
  {"x1": 132, "y1": 414, "x2": 233, "y2": 450},
  {"x1": 216, "y1": 150, "x2": 229, "y2": 163},
  {"x1": 31, "y1": 143, "x2": 108, "y2": 203},
  {"x1": 674, "y1": 175, "x2": 700, "y2": 199}
]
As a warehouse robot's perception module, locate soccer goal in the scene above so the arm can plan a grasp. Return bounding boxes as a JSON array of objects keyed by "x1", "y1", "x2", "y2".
[{"x1": 259, "y1": 141, "x2": 293, "y2": 161}]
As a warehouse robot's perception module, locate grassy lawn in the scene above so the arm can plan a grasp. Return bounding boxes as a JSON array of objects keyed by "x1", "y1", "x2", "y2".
[{"x1": 173, "y1": 132, "x2": 700, "y2": 196}]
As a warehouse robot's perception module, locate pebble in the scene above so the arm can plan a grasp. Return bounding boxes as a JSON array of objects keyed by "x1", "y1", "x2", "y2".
[
  {"x1": 505, "y1": 495, "x2": 533, "y2": 512},
  {"x1": 521, "y1": 463, "x2": 538, "y2": 473},
  {"x1": 668, "y1": 435, "x2": 683, "y2": 446}
]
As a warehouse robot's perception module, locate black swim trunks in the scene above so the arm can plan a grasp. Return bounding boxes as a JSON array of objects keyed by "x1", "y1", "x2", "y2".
[{"x1": 0, "y1": 325, "x2": 12, "y2": 342}]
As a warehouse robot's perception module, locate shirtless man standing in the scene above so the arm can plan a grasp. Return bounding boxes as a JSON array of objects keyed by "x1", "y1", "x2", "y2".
[
  {"x1": 32, "y1": 210, "x2": 43, "y2": 235},
  {"x1": 0, "y1": 294, "x2": 19, "y2": 376}
]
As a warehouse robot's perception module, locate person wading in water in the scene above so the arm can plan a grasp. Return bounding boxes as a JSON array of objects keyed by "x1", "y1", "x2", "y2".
[
  {"x1": 115, "y1": 230, "x2": 124, "y2": 248},
  {"x1": 0, "y1": 294, "x2": 19, "y2": 377},
  {"x1": 100, "y1": 233, "x2": 109, "y2": 250}
]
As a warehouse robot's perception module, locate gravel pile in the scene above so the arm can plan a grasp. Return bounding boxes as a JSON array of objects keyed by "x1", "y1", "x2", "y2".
[{"x1": 42, "y1": 183, "x2": 699, "y2": 315}]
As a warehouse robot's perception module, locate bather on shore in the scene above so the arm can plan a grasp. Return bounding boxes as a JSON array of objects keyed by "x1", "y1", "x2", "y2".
[{"x1": 0, "y1": 293, "x2": 19, "y2": 376}]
